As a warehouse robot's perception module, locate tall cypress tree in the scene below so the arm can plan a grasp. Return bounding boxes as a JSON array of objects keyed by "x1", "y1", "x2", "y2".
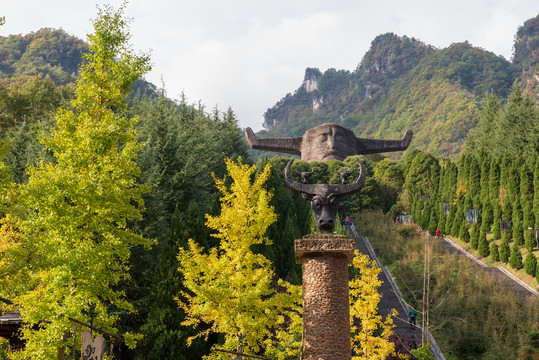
[
  {"x1": 445, "y1": 201, "x2": 457, "y2": 235},
  {"x1": 509, "y1": 242, "x2": 523, "y2": 269},
  {"x1": 475, "y1": 93, "x2": 501, "y2": 156},
  {"x1": 470, "y1": 221, "x2": 481, "y2": 249},
  {"x1": 459, "y1": 217, "x2": 471, "y2": 242},
  {"x1": 452, "y1": 206, "x2": 464, "y2": 237},
  {"x1": 479, "y1": 153, "x2": 490, "y2": 208},
  {"x1": 524, "y1": 251, "x2": 538, "y2": 276},
  {"x1": 520, "y1": 163, "x2": 535, "y2": 248},
  {"x1": 490, "y1": 243, "x2": 500, "y2": 262},
  {"x1": 468, "y1": 155, "x2": 481, "y2": 209},
  {"x1": 481, "y1": 201, "x2": 493, "y2": 233},
  {"x1": 492, "y1": 200, "x2": 502, "y2": 240},
  {"x1": 478, "y1": 230, "x2": 490, "y2": 257},
  {"x1": 438, "y1": 203, "x2": 446, "y2": 235},
  {"x1": 513, "y1": 197, "x2": 524, "y2": 246},
  {"x1": 508, "y1": 158, "x2": 522, "y2": 204},
  {"x1": 488, "y1": 159, "x2": 500, "y2": 208},
  {"x1": 499, "y1": 236, "x2": 511, "y2": 263}
]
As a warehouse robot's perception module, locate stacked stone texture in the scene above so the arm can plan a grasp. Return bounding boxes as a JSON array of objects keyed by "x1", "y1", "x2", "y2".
[{"x1": 296, "y1": 234, "x2": 354, "y2": 360}]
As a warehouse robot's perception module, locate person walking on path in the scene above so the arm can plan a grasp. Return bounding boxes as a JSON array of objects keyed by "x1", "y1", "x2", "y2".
[
  {"x1": 436, "y1": 228, "x2": 440, "y2": 238},
  {"x1": 408, "y1": 308, "x2": 417, "y2": 328}
]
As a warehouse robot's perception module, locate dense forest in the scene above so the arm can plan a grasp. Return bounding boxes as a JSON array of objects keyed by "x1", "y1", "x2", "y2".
[{"x1": 0, "y1": 5, "x2": 538, "y2": 360}]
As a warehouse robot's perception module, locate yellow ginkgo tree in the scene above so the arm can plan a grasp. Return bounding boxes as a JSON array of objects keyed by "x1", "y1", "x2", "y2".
[
  {"x1": 0, "y1": 4, "x2": 151, "y2": 359},
  {"x1": 178, "y1": 158, "x2": 302, "y2": 360},
  {"x1": 350, "y1": 251, "x2": 408, "y2": 360}
]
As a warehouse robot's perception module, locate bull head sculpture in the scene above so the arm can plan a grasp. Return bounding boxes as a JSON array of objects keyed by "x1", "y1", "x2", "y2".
[{"x1": 285, "y1": 159, "x2": 366, "y2": 232}]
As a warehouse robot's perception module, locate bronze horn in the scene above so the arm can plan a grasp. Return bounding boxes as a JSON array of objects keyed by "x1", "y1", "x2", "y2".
[{"x1": 284, "y1": 159, "x2": 365, "y2": 197}]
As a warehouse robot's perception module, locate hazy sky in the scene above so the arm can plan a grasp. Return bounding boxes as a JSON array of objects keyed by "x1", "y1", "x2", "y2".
[{"x1": 2, "y1": 1, "x2": 538, "y2": 131}]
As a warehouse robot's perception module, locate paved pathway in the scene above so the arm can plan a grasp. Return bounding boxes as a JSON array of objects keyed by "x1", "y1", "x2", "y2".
[{"x1": 437, "y1": 237, "x2": 539, "y2": 298}]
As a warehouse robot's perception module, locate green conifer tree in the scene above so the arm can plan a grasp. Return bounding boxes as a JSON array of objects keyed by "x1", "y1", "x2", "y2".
[
  {"x1": 504, "y1": 200, "x2": 513, "y2": 240},
  {"x1": 428, "y1": 205, "x2": 438, "y2": 235},
  {"x1": 445, "y1": 204, "x2": 456, "y2": 235},
  {"x1": 478, "y1": 230, "x2": 490, "y2": 257},
  {"x1": 458, "y1": 217, "x2": 469, "y2": 241},
  {"x1": 523, "y1": 251, "x2": 538, "y2": 276},
  {"x1": 479, "y1": 153, "x2": 490, "y2": 205},
  {"x1": 468, "y1": 156, "x2": 481, "y2": 208},
  {"x1": 452, "y1": 207, "x2": 464, "y2": 237},
  {"x1": 509, "y1": 242, "x2": 523, "y2": 269},
  {"x1": 459, "y1": 218, "x2": 471, "y2": 242},
  {"x1": 438, "y1": 203, "x2": 446, "y2": 235},
  {"x1": 481, "y1": 201, "x2": 493, "y2": 233},
  {"x1": 490, "y1": 243, "x2": 499, "y2": 262},
  {"x1": 492, "y1": 201, "x2": 502, "y2": 240},
  {"x1": 470, "y1": 221, "x2": 480, "y2": 249},
  {"x1": 499, "y1": 237, "x2": 511, "y2": 263},
  {"x1": 513, "y1": 197, "x2": 524, "y2": 246},
  {"x1": 420, "y1": 200, "x2": 431, "y2": 230},
  {"x1": 475, "y1": 94, "x2": 501, "y2": 155},
  {"x1": 137, "y1": 208, "x2": 208, "y2": 360}
]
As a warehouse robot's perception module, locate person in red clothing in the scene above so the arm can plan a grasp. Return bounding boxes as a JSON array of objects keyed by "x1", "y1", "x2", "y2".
[{"x1": 436, "y1": 228, "x2": 440, "y2": 238}]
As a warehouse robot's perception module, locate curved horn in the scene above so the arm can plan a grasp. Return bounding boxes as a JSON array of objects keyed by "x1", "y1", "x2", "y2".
[
  {"x1": 285, "y1": 159, "x2": 366, "y2": 197},
  {"x1": 285, "y1": 160, "x2": 317, "y2": 195},
  {"x1": 334, "y1": 160, "x2": 365, "y2": 194},
  {"x1": 245, "y1": 127, "x2": 302, "y2": 156},
  {"x1": 355, "y1": 129, "x2": 413, "y2": 155}
]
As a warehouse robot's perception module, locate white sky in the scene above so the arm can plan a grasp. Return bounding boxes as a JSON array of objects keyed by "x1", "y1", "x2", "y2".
[{"x1": 2, "y1": 1, "x2": 538, "y2": 131}]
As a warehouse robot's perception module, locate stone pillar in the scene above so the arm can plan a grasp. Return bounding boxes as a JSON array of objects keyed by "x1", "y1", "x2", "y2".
[{"x1": 295, "y1": 233, "x2": 354, "y2": 360}]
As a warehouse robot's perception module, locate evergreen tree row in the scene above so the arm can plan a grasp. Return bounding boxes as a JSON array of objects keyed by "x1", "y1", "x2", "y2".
[{"x1": 402, "y1": 86, "x2": 539, "y2": 279}]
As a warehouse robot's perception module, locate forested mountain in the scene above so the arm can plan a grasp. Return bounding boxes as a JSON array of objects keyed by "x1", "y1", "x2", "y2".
[
  {"x1": 0, "y1": 28, "x2": 86, "y2": 85},
  {"x1": 261, "y1": 15, "x2": 539, "y2": 159}
]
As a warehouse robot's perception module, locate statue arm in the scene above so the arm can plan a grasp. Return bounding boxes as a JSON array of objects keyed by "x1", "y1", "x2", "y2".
[
  {"x1": 245, "y1": 127, "x2": 302, "y2": 156},
  {"x1": 356, "y1": 130, "x2": 413, "y2": 154}
]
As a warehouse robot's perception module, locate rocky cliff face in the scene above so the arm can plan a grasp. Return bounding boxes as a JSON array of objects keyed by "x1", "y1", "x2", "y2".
[
  {"x1": 262, "y1": 33, "x2": 435, "y2": 134},
  {"x1": 513, "y1": 14, "x2": 539, "y2": 102}
]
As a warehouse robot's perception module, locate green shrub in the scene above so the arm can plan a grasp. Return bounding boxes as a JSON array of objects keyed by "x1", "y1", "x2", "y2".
[
  {"x1": 509, "y1": 243, "x2": 523, "y2": 269},
  {"x1": 459, "y1": 220, "x2": 470, "y2": 242},
  {"x1": 499, "y1": 237, "x2": 511, "y2": 263},
  {"x1": 524, "y1": 251, "x2": 537, "y2": 276},
  {"x1": 490, "y1": 243, "x2": 499, "y2": 261},
  {"x1": 478, "y1": 230, "x2": 490, "y2": 257},
  {"x1": 525, "y1": 231, "x2": 536, "y2": 252}
]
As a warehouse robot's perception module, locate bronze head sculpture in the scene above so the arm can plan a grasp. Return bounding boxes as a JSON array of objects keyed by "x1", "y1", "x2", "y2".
[{"x1": 245, "y1": 123, "x2": 412, "y2": 162}]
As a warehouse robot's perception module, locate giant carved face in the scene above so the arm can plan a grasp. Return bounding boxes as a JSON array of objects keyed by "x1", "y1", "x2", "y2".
[{"x1": 301, "y1": 124, "x2": 357, "y2": 162}]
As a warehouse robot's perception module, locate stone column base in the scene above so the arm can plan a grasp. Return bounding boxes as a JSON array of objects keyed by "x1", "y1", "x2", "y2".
[{"x1": 295, "y1": 234, "x2": 354, "y2": 360}]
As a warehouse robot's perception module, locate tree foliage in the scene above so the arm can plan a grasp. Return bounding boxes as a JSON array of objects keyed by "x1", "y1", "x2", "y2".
[
  {"x1": 0, "y1": 4, "x2": 151, "y2": 358},
  {"x1": 349, "y1": 252, "x2": 405, "y2": 360},
  {"x1": 178, "y1": 158, "x2": 302, "y2": 360}
]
